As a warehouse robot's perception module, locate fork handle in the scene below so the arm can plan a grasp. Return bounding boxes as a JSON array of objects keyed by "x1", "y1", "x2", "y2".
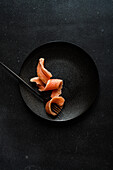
[{"x1": 0, "y1": 62, "x2": 44, "y2": 102}]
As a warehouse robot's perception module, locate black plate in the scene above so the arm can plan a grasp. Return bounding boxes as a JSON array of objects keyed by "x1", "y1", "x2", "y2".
[{"x1": 19, "y1": 41, "x2": 99, "y2": 122}]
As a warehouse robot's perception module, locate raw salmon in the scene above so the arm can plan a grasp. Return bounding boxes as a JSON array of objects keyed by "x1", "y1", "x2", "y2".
[
  {"x1": 37, "y1": 58, "x2": 52, "y2": 84},
  {"x1": 30, "y1": 77, "x2": 45, "y2": 90},
  {"x1": 45, "y1": 97, "x2": 65, "y2": 116},
  {"x1": 30, "y1": 58, "x2": 65, "y2": 116},
  {"x1": 30, "y1": 78, "x2": 63, "y2": 93}
]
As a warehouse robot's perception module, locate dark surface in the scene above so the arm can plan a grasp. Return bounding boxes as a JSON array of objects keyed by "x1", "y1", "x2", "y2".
[
  {"x1": 19, "y1": 42, "x2": 99, "y2": 121},
  {"x1": 0, "y1": 0, "x2": 113, "y2": 170}
]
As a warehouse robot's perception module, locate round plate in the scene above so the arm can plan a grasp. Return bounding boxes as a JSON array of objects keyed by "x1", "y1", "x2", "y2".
[{"x1": 19, "y1": 41, "x2": 99, "y2": 122}]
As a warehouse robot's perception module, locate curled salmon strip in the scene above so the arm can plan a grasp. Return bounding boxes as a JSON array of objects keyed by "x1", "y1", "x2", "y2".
[
  {"x1": 30, "y1": 77, "x2": 45, "y2": 90},
  {"x1": 45, "y1": 97, "x2": 65, "y2": 116},
  {"x1": 37, "y1": 58, "x2": 52, "y2": 84},
  {"x1": 30, "y1": 58, "x2": 65, "y2": 116},
  {"x1": 30, "y1": 78, "x2": 63, "y2": 97},
  {"x1": 50, "y1": 79, "x2": 63, "y2": 98},
  {"x1": 38, "y1": 79, "x2": 63, "y2": 99}
]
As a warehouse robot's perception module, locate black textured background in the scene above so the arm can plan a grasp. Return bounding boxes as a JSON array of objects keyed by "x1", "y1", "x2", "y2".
[{"x1": 0, "y1": 0, "x2": 113, "y2": 170}]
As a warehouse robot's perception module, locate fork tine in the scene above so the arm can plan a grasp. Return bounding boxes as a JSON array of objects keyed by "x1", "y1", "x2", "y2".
[
  {"x1": 52, "y1": 105, "x2": 60, "y2": 113},
  {"x1": 52, "y1": 105, "x2": 61, "y2": 112},
  {"x1": 53, "y1": 105, "x2": 62, "y2": 112},
  {"x1": 53, "y1": 103, "x2": 62, "y2": 110},
  {"x1": 52, "y1": 108, "x2": 59, "y2": 114},
  {"x1": 53, "y1": 103, "x2": 63, "y2": 110},
  {"x1": 51, "y1": 105, "x2": 62, "y2": 114}
]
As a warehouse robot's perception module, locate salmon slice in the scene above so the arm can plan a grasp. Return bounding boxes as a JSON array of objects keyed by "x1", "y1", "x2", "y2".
[
  {"x1": 30, "y1": 78, "x2": 63, "y2": 93},
  {"x1": 37, "y1": 58, "x2": 52, "y2": 84},
  {"x1": 30, "y1": 58, "x2": 65, "y2": 116},
  {"x1": 51, "y1": 89, "x2": 62, "y2": 98},
  {"x1": 30, "y1": 77, "x2": 45, "y2": 91},
  {"x1": 39, "y1": 79, "x2": 63, "y2": 93},
  {"x1": 45, "y1": 97, "x2": 65, "y2": 116}
]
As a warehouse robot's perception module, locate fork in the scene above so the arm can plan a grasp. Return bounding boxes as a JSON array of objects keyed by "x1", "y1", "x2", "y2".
[{"x1": 0, "y1": 62, "x2": 62, "y2": 115}]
